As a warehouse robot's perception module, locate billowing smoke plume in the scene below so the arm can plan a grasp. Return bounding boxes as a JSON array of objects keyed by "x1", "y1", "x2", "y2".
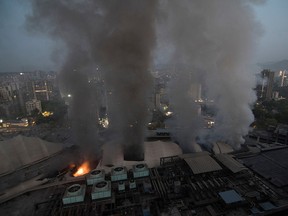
[
  {"x1": 27, "y1": 0, "x2": 158, "y2": 161},
  {"x1": 98, "y1": 1, "x2": 157, "y2": 160},
  {"x1": 27, "y1": 0, "x2": 262, "y2": 156},
  {"x1": 157, "y1": 0, "x2": 262, "y2": 150},
  {"x1": 165, "y1": 66, "x2": 203, "y2": 153}
]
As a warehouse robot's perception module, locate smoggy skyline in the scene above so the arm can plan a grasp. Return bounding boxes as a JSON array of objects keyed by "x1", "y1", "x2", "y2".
[{"x1": 0, "y1": 0, "x2": 288, "y2": 72}]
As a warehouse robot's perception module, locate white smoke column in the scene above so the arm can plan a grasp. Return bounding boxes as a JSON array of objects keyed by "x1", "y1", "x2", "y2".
[
  {"x1": 166, "y1": 66, "x2": 203, "y2": 153},
  {"x1": 27, "y1": 0, "x2": 158, "y2": 161},
  {"x1": 157, "y1": 0, "x2": 262, "y2": 150}
]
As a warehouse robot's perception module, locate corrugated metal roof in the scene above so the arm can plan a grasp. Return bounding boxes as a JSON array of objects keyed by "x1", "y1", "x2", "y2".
[
  {"x1": 215, "y1": 154, "x2": 247, "y2": 173},
  {"x1": 183, "y1": 153, "x2": 222, "y2": 174}
]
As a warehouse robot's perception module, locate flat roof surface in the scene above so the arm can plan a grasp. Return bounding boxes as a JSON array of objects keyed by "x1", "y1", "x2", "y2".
[
  {"x1": 219, "y1": 190, "x2": 244, "y2": 204},
  {"x1": 215, "y1": 154, "x2": 247, "y2": 173},
  {"x1": 99, "y1": 141, "x2": 183, "y2": 171},
  {"x1": 259, "y1": 202, "x2": 276, "y2": 211},
  {"x1": 241, "y1": 148, "x2": 288, "y2": 187},
  {"x1": 183, "y1": 153, "x2": 222, "y2": 174}
]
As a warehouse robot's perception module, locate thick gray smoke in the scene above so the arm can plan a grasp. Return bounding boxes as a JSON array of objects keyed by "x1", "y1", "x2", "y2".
[
  {"x1": 27, "y1": 0, "x2": 262, "y2": 156},
  {"x1": 165, "y1": 66, "x2": 203, "y2": 153},
  {"x1": 157, "y1": 0, "x2": 262, "y2": 150},
  {"x1": 98, "y1": 1, "x2": 157, "y2": 160},
  {"x1": 27, "y1": 0, "x2": 157, "y2": 161}
]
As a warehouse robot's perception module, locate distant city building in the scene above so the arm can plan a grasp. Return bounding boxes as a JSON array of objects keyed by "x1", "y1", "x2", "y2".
[
  {"x1": 0, "y1": 82, "x2": 21, "y2": 102},
  {"x1": 154, "y1": 87, "x2": 167, "y2": 110},
  {"x1": 256, "y1": 70, "x2": 275, "y2": 100},
  {"x1": 149, "y1": 66, "x2": 204, "y2": 122},
  {"x1": 32, "y1": 80, "x2": 53, "y2": 101},
  {"x1": 189, "y1": 83, "x2": 202, "y2": 115},
  {"x1": 0, "y1": 103, "x2": 21, "y2": 119},
  {"x1": 0, "y1": 71, "x2": 60, "y2": 118},
  {"x1": 25, "y1": 99, "x2": 42, "y2": 115},
  {"x1": 278, "y1": 70, "x2": 287, "y2": 87},
  {"x1": 0, "y1": 118, "x2": 28, "y2": 128},
  {"x1": 0, "y1": 81, "x2": 23, "y2": 118},
  {"x1": 189, "y1": 83, "x2": 202, "y2": 102},
  {"x1": 0, "y1": 86, "x2": 14, "y2": 102}
]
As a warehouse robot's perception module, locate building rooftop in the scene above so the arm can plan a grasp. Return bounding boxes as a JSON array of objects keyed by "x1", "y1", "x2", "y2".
[
  {"x1": 215, "y1": 154, "x2": 248, "y2": 173},
  {"x1": 219, "y1": 190, "x2": 244, "y2": 204},
  {"x1": 241, "y1": 147, "x2": 288, "y2": 187},
  {"x1": 259, "y1": 201, "x2": 277, "y2": 211},
  {"x1": 99, "y1": 140, "x2": 183, "y2": 171},
  {"x1": 2, "y1": 146, "x2": 288, "y2": 216},
  {"x1": 183, "y1": 152, "x2": 222, "y2": 174}
]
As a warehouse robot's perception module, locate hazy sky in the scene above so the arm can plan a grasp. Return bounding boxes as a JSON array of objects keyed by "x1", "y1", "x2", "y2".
[
  {"x1": 0, "y1": 0, "x2": 287, "y2": 72},
  {"x1": 254, "y1": 0, "x2": 288, "y2": 63}
]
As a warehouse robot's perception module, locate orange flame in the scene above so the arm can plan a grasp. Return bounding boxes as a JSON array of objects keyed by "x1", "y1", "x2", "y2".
[{"x1": 73, "y1": 161, "x2": 90, "y2": 177}]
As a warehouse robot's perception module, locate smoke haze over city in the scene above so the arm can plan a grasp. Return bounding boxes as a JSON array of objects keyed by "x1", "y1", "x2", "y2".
[
  {"x1": 1, "y1": 0, "x2": 288, "y2": 154},
  {"x1": 156, "y1": 0, "x2": 262, "y2": 150},
  {"x1": 3, "y1": 1, "x2": 288, "y2": 215},
  {"x1": 24, "y1": 0, "x2": 267, "y2": 153}
]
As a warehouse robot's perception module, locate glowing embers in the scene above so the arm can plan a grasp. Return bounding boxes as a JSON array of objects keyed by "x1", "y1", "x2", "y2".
[
  {"x1": 62, "y1": 184, "x2": 86, "y2": 205},
  {"x1": 111, "y1": 166, "x2": 127, "y2": 181},
  {"x1": 73, "y1": 161, "x2": 91, "y2": 177},
  {"x1": 86, "y1": 169, "x2": 105, "y2": 185},
  {"x1": 132, "y1": 163, "x2": 149, "y2": 178},
  {"x1": 91, "y1": 181, "x2": 111, "y2": 200}
]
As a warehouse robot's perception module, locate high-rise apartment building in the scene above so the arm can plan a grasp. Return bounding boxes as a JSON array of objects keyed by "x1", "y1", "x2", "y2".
[
  {"x1": 256, "y1": 70, "x2": 275, "y2": 100},
  {"x1": 25, "y1": 99, "x2": 42, "y2": 115}
]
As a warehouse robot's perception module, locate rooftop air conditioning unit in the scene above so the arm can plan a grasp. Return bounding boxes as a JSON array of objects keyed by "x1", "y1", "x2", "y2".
[
  {"x1": 91, "y1": 181, "x2": 111, "y2": 200},
  {"x1": 133, "y1": 163, "x2": 149, "y2": 178},
  {"x1": 62, "y1": 184, "x2": 86, "y2": 205},
  {"x1": 86, "y1": 169, "x2": 105, "y2": 185},
  {"x1": 111, "y1": 166, "x2": 127, "y2": 181}
]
